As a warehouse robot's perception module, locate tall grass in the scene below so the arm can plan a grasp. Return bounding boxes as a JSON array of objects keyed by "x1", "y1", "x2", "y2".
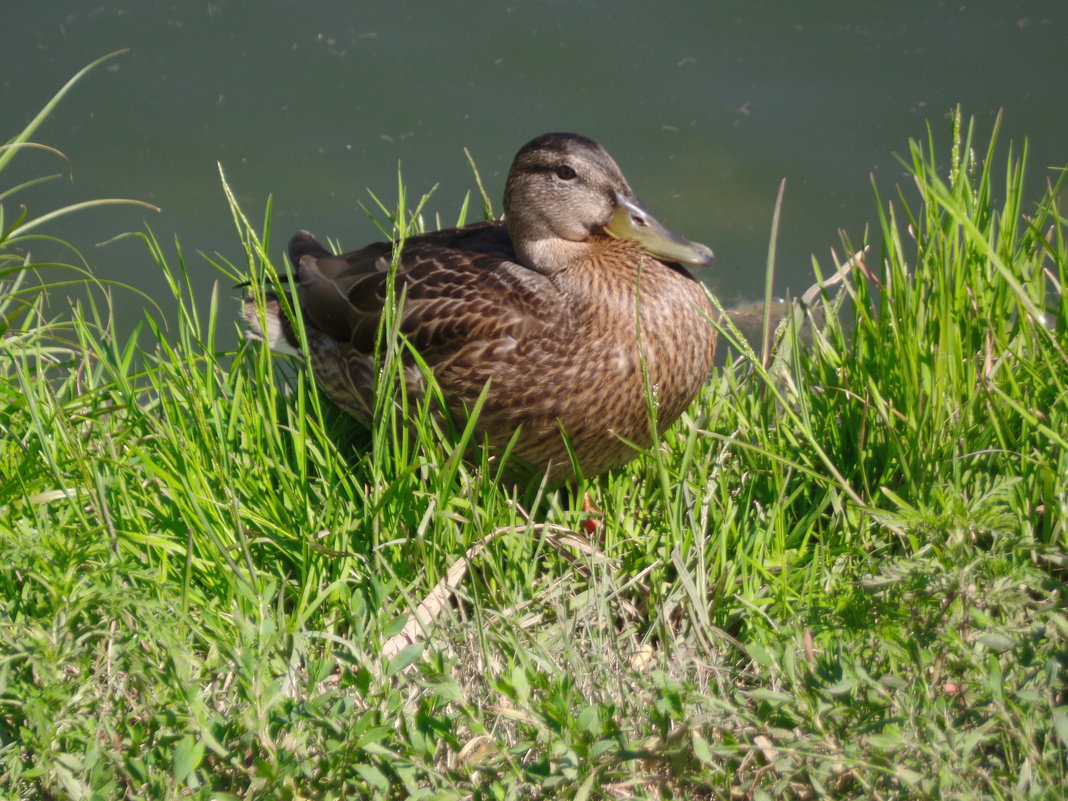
[{"x1": 1, "y1": 59, "x2": 1065, "y2": 799}]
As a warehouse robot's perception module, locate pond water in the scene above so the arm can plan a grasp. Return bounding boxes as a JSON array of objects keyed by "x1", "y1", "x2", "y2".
[{"x1": 3, "y1": 0, "x2": 1067, "y2": 341}]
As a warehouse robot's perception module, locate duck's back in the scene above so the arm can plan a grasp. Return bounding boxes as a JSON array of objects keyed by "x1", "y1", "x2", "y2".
[
  {"x1": 250, "y1": 224, "x2": 715, "y2": 483},
  {"x1": 274, "y1": 225, "x2": 718, "y2": 482}
]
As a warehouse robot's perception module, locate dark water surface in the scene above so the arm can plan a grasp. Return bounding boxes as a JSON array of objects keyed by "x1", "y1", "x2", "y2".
[{"x1": 4, "y1": 1, "x2": 1067, "y2": 339}]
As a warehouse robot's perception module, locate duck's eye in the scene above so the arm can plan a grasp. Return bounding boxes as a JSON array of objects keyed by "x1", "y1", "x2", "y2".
[{"x1": 555, "y1": 164, "x2": 577, "y2": 180}]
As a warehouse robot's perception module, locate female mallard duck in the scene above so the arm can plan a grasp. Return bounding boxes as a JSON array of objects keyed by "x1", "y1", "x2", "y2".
[{"x1": 245, "y1": 133, "x2": 718, "y2": 483}]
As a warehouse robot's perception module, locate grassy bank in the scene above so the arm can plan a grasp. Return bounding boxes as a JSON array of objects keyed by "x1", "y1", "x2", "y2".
[{"x1": 1, "y1": 68, "x2": 1066, "y2": 799}]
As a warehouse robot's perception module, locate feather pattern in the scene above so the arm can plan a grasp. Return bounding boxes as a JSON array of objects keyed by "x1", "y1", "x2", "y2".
[{"x1": 245, "y1": 133, "x2": 718, "y2": 482}]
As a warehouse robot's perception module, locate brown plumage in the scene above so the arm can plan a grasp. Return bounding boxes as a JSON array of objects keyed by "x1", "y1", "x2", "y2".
[{"x1": 244, "y1": 133, "x2": 718, "y2": 483}]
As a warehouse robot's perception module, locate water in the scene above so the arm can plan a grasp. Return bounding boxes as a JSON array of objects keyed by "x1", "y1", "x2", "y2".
[{"x1": 3, "y1": 0, "x2": 1067, "y2": 340}]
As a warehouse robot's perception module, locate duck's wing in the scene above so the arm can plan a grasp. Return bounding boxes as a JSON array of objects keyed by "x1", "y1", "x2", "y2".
[{"x1": 289, "y1": 222, "x2": 563, "y2": 356}]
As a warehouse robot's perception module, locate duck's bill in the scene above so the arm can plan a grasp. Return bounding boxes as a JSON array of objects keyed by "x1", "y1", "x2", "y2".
[{"x1": 604, "y1": 195, "x2": 714, "y2": 267}]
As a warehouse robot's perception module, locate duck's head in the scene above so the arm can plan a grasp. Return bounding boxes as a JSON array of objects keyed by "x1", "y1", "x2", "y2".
[{"x1": 503, "y1": 132, "x2": 714, "y2": 274}]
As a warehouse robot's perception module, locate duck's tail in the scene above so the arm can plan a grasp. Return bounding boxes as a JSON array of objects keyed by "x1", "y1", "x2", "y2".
[
  {"x1": 240, "y1": 230, "x2": 334, "y2": 357},
  {"x1": 242, "y1": 292, "x2": 303, "y2": 357}
]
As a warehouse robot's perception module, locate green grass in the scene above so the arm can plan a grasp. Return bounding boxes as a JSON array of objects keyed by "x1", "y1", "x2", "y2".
[{"x1": 1, "y1": 62, "x2": 1066, "y2": 800}]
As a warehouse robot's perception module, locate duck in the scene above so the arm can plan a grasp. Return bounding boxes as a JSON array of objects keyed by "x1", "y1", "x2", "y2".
[{"x1": 244, "y1": 132, "x2": 718, "y2": 483}]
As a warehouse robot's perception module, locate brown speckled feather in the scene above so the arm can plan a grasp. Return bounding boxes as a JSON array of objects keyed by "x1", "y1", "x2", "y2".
[{"x1": 245, "y1": 133, "x2": 719, "y2": 483}]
